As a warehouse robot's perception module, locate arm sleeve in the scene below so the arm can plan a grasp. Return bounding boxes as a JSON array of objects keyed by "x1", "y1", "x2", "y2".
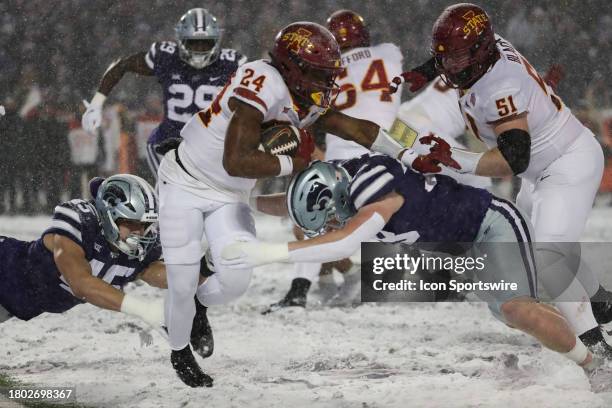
[
  {"x1": 348, "y1": 155, "x2": 404, "y2": 210},
  {"x1": 288, "y1": 212, "x2": 386, "y2": 263}
]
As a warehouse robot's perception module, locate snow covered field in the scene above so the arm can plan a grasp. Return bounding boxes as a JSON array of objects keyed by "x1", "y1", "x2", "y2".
[{"x1": 1, "y1": 208, "x2": 612, "y2": 408}]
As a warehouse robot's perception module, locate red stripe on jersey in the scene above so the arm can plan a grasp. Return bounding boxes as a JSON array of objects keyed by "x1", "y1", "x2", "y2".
[{"x1": 233, "y1": 87, "x2": 268, "y2": 112}]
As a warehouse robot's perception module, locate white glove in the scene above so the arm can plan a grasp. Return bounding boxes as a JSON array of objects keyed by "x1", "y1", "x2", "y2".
[
  {"x1": 120, "y1": 293, "x2": 165, "y2": 328},
  {"x1": 0, "y1": 105, "x2": 5, "y2": 116},
  {"x1": 221, "y1": 240, "x2": 289, "y2": 269},
  {"x1": 81, "y1": 92, "x2": 106, "y2": 132}
]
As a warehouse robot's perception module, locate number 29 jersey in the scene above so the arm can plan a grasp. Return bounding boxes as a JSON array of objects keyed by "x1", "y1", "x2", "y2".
[
  {"x1": 164, "y1": 59, "x2": 328, "y2": 200},
  {"x1": 457, "y1": 35, "x2": 585, "y2": 182},
  {"x1": 144, "y1": 41, "x2": 246, "y2": 144}
]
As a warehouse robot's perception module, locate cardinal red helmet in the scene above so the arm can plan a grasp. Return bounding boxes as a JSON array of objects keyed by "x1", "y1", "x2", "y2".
[
  {"x1": 431, "y1": 3, "x2": 498, "y2": 89},
  {"x1": 269, "y1": 22, "x2": 343, "y2": 108},
  {"x1": 326, "y1": 10, "x2": 370, "y2": 52}
]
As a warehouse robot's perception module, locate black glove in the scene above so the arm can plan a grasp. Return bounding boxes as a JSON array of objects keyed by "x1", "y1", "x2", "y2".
[{"x1": 155, "y1": 137, "x2": 183, "y2": 155}]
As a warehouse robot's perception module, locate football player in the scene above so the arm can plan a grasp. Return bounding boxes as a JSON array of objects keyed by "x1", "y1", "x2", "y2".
[
  {"x1": 389, "y1": 3, "x2": 612, "y2": 355},
  {"x1": 81, "y1": 8, "x2": 246, "y2": 180},
  {"x1": 0, "y1": 175, "x2": 214, "y2": 386},
  {"x1": 221, "y1": 154, "x2": 611, "y2": 391},
  {"x1": 266, "y1": 10, "x2": 405, "y2": 312},
  {"x1": 397, "y1": 77, "x2": 492, "y2": 189},
  {"x1": 156, "y1": 21, "x2": 451, "y2": 387}
]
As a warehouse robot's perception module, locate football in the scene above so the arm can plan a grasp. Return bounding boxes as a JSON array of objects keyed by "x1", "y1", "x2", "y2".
[{"x1": 260, "y1": 124, "x2": 300, "y2": 157}]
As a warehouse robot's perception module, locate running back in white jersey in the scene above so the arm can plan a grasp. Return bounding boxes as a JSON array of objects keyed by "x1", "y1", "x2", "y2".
[
  {"x1": 457, "y1": 35, "x2": 585, "y2": 182},
  {"x1": 397, "y1": 78, "x2": 465, "y2": 146},
  {"x1": 325, "y1": 43, "x2": 403, "y2": 160},
  {"x1": 172, "y1": 59, "x2": 327, "y2": 195}
]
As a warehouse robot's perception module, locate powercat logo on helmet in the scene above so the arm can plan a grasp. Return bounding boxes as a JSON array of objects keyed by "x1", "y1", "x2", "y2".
[
  {"x1": 306, "y1": 181, "x2": 332, "y2": 211},
  {"x1": 283, "y1": 28, "x2": 313, "y2": 53},
  {"x1": 462, "y1": 10, "x2": 488, "y2": 36}
]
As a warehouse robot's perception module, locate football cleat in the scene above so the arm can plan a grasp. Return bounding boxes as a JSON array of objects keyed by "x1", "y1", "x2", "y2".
[
  {"x1": 170, "y1": 345, "x2": 213, "y2": 388},
  {"x1": 580, "y1": 327, "x2": 612, "y2": 360},
  {"x1": 591, "y1": 286, "x2": 612, "y2": 325},
  {"x1": 190, "y1": 297, "x2": 214, "y2": 358},
  {"x1": 262, "y1": 278, "x2": 311, "y2": 315}
]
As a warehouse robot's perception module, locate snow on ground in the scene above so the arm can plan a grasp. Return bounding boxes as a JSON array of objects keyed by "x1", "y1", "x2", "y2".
[{"x1": 1, "y1": 208, "x2": 612, "y2": 408}]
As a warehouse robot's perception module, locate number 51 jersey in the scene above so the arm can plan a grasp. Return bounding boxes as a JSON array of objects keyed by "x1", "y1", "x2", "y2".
[
  {"x1": 145, "y1": 41, "x2": 246, "y2": 144},
  {"x1": 457, "y1": 35, "x2": 585, "y2": 182}
]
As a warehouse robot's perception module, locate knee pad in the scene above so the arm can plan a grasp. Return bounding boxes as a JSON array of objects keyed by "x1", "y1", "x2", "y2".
[
  {"x1": 166, "y1": 263, "x2": 200, "y2": 298},
  {"x1": 160, "y1": 209, "x2": 204, "y2": 264}
]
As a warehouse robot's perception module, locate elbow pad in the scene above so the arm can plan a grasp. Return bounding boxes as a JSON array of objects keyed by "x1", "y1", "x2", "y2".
[{"x1": 497, "y1": 129, "x2": 531, "y2": 175}]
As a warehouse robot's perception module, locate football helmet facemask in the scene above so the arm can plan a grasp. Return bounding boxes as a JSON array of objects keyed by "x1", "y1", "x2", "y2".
[{"x1": 175, "y1": 8, "x2": 223, "y2": 69}]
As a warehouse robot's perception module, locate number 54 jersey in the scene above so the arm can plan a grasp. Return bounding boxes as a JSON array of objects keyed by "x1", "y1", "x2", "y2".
[
  {"x1": 145, "y1": 41, "x2": 246, "y2": 144},
  {"x1": 161, "y1": 59, "x2": 329, "y2": 201},
  {"x1": 457, "y1": 35, "x2": 586, "y2": 182},
  {"x1": 326, "y1": 43, "x2": 403, "y2": 161}
]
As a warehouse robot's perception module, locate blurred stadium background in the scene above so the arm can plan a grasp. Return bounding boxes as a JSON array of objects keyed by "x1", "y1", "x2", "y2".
[{"x1": 1, "y1": 0, "x2": 611, "y2": 214}]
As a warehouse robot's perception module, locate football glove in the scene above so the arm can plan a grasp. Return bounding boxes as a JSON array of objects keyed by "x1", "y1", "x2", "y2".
[
  {"x1": 543, "y1": 64, "x2": 564, "y2": 91},
  {"x1": 411, "y1": 134, "x2": 461, "y2": 174},
  {"x1": 81, "y1": 92, "x2": 106, "y2": 132},
  {"x1": 389, "y1": 58, "x2": 438, "y2": 94},
  {"x1": 389, "y1": 71, "x2": 429, "y2": 94},
  {"x1": 296, "y1": 128, "x2": 315, "y2": 162},
  {"x1": 121, "y1": 293, "x2": 165, "y2": 328}
]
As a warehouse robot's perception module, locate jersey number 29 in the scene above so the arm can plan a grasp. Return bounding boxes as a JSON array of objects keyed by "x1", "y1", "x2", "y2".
[{"x1": 167, "y1": 84, "x2": 219, "y2": 123}]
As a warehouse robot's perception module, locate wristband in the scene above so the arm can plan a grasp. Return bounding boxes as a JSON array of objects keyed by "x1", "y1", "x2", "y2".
[
  {"x1": 564, "y1": 338, "x2": 589, "y2": 365},
  {"x1": 449, "y1": 148, "x2": 484, "y2": 174},
  {"x1": 398, "y1": 148, "x2": 419, "y2": 168},
  {"x1": 90, "y1": 92, "x2": 107, "y2": 108},
  {"x1": 277, "y1": 154, "x2": 293, "y2": 177},
  {"x1": 370, "y1": 127, "x2": 404, "y2": 157}
]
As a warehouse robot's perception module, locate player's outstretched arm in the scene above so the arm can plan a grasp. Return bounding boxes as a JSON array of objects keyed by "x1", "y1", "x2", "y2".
[
  {"x1": 82, "y1": 52, "x2": 153, "y2": 132},
  {"x1": 221, "y1": 193, "x2": 403, "y2": 268},
  {"x1": 223, "y1": 99, "x2": 309, "y2": 178},
  {"x1": 250, "y1": 193, "x2": 289, "y2": 217},
  {"x1": 138, "y1": 261, "x2": 167, "y2": 289},
  {"x1": 315, "y1": 112, "x2": 458, "y2": 173},
  {"x1": 449, "y1": 114, "x2": 530, "y2": 177},
  {"x1": 51, "y1": 234, "x2": 164, "y2": 327}
]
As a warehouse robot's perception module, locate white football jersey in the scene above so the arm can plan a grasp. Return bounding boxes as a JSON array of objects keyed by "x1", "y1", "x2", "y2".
[
  {"x1": 325, "y1": 43, "x2": 403, "y2": 160},
  {"x1": 397, "y1": 77, "x2": 466, "y2": 146},
  {"x1": 458, "y1": 35, "x2": 585, "y2": 182},
  {"x1": 171, "y1": 59, "x2": 327, "y2": 196}
]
